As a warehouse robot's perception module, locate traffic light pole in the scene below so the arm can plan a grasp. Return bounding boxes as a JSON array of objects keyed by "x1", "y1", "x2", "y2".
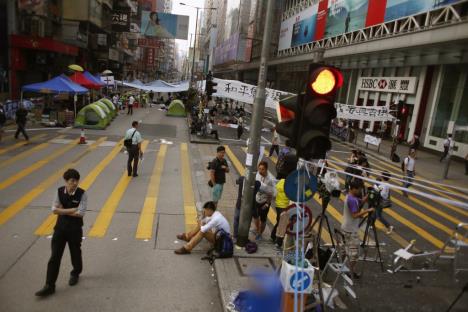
[{"x1": 237, "y1": 0, "x2": 275, "y2": 247}]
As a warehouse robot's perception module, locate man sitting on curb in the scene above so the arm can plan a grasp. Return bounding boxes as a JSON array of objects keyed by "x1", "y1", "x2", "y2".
[{"x1": 174, "y1": 201, "x2": 230, "y2": 254}]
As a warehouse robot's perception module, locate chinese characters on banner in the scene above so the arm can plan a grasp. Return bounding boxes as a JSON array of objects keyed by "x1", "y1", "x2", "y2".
[
  {"x1": 146, "y1": 48, "x2": 154, "y2": 66},
  {"x1": 211, "y1": 78, "x2": 294, "y2": 109},
  {"x1": 335, "y1": 103, "x2": 395, "y2": 122},
  {"x1": 138, "y1": 38, "x2": 164, "y2": 48},
  {"x1": 112, "y1": 9, "x2": 131, "y2": 32}
]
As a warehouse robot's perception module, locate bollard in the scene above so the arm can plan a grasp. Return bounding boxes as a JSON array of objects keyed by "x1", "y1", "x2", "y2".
[{"x1": 79, "y1": 128, "x2": 87, "y2": 144}]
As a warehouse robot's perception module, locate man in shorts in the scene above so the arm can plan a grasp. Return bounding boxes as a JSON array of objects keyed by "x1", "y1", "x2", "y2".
[
  {"x1": 341, "y1": 180, "x2": 373, "y2": 279},
  {"x1": 209, "y1": 146, "x2": 229, "y2": 206}
]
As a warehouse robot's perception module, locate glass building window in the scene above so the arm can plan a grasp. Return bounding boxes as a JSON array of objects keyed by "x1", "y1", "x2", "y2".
[{"x1": 454, "y1": 73, "x2": 468, "y2": 144}]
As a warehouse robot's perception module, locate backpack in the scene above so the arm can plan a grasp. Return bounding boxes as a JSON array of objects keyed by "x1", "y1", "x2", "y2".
[
  {"x1": 214, "y1": 229, "x2": 234, "y2": 258},
  {"x1": 124, "y1": 129, "x2": 137, "y2": 149}
]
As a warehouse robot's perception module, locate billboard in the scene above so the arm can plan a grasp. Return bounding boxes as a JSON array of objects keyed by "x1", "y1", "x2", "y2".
[
  {"x1": 278, "y1": 3, "x2": 319, "y2": 51},
  {"x1": 112, "y1": 9, "x2": 131, "y2": 32},
  {"x1": 384, "y1": 0, "x2": 459, "y2": 22},
  {"x1": 324, "y1": 0, "x2": 369, "y2": 38},
  {"x1": 214, "y1": 33, "x2": 241, "y2": 66},
  {"x1": 141, "y1": 11, "x2": 189, "y2": 40}
]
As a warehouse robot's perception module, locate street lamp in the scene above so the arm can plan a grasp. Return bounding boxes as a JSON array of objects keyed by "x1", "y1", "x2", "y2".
[{"x1": 180, "y1": 3, "x2": 216, "y2": 88}]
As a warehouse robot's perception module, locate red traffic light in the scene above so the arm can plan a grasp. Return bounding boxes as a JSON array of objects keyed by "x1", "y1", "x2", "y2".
[{"x1": 308, "y1": 67, "x2": 343, "y2": 96}]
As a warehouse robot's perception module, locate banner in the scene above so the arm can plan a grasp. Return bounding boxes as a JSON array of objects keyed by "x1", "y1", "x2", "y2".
[
  {"x1": 278, "y1": 3, "x2": 319, "y2": 51},
  {"x1": 335, "y1": 103, "x2": 395, "y2": 121},
  {"x1": 141, "y1": 11, "x2": 189, "y2": 40},
  {"x1": 146, "y1": 48, "x2": 155, "y2": 66},
  {"x1": 357, "y1": 76, "x2": 418, "y2": 94},
  {"x1": 324, "y1": 0, "x2": 369, "y2": 38},
  {"x1": 211, "y1": 78, "x2": 294, "y2": 109},
  {"x1": 112, "y1": 9, "x2": 131, "y2": 32},
  {"x1": 364, "y1": 134, "x2": 382, "y2": 146},
  {"x1": 385, "y1": 0, "x2": 459, "y2": 22}
]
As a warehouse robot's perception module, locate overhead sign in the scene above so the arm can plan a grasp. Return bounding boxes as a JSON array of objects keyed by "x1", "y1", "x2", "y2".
[
  {"x1": 357, "y1": 76, "x2": 418, "y2": 94},
  {"x1": 112, "y1": 9, "x2": 131, "y2": 32},
  {"x1": 138, "y1": 38, "x2": 164, "y2": 48},
  {"x1": 141, "y1": 11, "x2": 189, "y2": 40},
  {"x1": 335, "y1": 103, "x2": 395, "y2": 121}
]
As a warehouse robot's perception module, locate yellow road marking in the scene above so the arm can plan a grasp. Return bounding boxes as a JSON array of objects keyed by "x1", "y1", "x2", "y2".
[
  {"x1": 136, "y1": 144, "x2": 167, "y2": 239},
  {"x1": 0, "y1": 137, "x2": 81, "y2": 190},
  {"x1": 225, "y1": 145, "x2": 245, "y2": 176},
  {"x1": 88, "y1": 141, "x2": 149, "y2": 237},
  {"x1": 35, "y1": 139, "x2": 124, "y2": 236},
  {"x1": 180, "y1": 143, "x2": 198, "y2": 232},
  {"x1": 0, "y1": 137, "x2": 106, "y2": 227},
  {"x1": 0, "y1": 134, "x2": 46, "y2": 155},
  {"x1": 0, "y1": 135, "x2": 65, "y2": 170}
]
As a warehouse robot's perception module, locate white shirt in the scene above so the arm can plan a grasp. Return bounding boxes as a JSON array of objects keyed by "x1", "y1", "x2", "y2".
[
  {"x1": 112, "y1": 95, "x2": 118, "y2": 104},
  {"x1": 444, "y1": 138, "x2": 453, "y2": 148},
  {"x1": 404, "y1": 156, "x2": 415, "y2": 171},
  {"x1": 200, "y1": 211, "x2": 230, "y2": 234},
  {"x1": 125, "y1": 128, "x2": 143, "y2": 145},
  {"x1": 374, "y1": 183, "x2": 389, "y2": 200},
  {"x1": 272, "y1": 131, "x2": 280, "y2": 145},
  {"x1": 128, "y1": 96, "x2": 135, "y2": 105},
  {"x1": 255, "y1": 172, "x2": 276, "y2": 203}
]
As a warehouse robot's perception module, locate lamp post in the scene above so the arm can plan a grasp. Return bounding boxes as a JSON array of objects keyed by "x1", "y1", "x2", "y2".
[{"x1": 180, "y1": 3, "x2": 216, "y2": 88}]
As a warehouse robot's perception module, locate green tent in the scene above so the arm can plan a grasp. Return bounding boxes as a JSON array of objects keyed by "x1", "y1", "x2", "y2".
[
  {"x1": 74, "y1": 103, "x2": 110, "y2": 129},
  {"x1": 99, "y1": 98, "x2": 117, "y2": 118},
  {"x1": 166, "y1": 99, "x2": 186, "y2": 117},
  {"x1": 94, "y1": 101, "x2": 112, "y2": 123}
]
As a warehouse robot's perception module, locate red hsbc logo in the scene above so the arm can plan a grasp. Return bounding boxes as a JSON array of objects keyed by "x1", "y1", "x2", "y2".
[{"x1": 378, "y1": 79, "x2": 387, "y2": 89}]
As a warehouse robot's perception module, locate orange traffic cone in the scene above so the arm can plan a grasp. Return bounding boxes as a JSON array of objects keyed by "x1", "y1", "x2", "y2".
[{"x1": 79, "y1": 128, "x2": 87, "y2": 144}]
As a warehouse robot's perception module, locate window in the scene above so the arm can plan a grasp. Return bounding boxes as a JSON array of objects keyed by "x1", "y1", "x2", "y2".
[
  {"x1": 454, "y1": 74, "x2": 468, "y2": 144},
  {"x1": 430, "y1": 65, "x2": 462, "y2": 138}
]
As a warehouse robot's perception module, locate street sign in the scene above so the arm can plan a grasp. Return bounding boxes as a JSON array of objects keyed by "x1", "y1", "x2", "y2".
[
  {"x1": 290, "y1": 271, "x2": 312, "y2": 292},
  {"x1": 284, "y1": 169, "x2": 317, "y2": 202},
  {"x1": 284, "y1": 203, "x2": 312, "y2": 235}
]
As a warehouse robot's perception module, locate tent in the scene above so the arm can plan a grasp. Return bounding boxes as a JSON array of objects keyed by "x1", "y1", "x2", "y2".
[
  {"x1": 74, "y1": 103, "x2": 110, "y2": 129},
  {"x1": 69, "y1": 72, "x2": 102, "y2": 90},
  {"x1": 166, "y1": 99, "x2": 186, "y2": 117},
  {"x1": 21, "y1": 75, "x2": 89, "y2": 117},
  {"x1": 83, "y1": 71, "x2": 105, "y2": 87},
  {"x1": 94, "y1": 101, "x2": 112, "y2": 123},
  {"x1": 99, "y1": 98, "x2": 117, "y2": 118}
]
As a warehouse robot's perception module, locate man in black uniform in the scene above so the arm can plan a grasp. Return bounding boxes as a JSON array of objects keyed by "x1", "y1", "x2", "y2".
[
  {"x1": 35, "y1": 169, "x2": 87, "y2": 297},
  {"x1": 15, "y1": 104, "x2": 29, "y2": 141}
]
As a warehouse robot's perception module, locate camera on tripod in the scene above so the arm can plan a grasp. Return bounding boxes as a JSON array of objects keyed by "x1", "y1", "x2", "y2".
[{"x1": 367, "y1": 187, "x2": 381, "y2": 208}]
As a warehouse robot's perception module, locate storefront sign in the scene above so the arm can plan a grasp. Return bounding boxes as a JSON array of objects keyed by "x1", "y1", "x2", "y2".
[
  {"x1": 97, "y1": 34, "x2": 107, "y2": 46},
  {"x1": 146, "y1": 48, "x2": 155, "y2": 66},
  {"x1": 357, "y1": 77, "x2": 417, "y2": 94},
  {"x1": 138, "y1": 38, "x2": 164, "y2": 48},
  {"x1": 108, "y1": 48, "x2": 119, "y2": 61},
  {"x1": 112, "y1": 9, "x2": 131, "y2": 32},
  {"x1": 335, "y1": 103, "x2": 395, "y2": 121}
]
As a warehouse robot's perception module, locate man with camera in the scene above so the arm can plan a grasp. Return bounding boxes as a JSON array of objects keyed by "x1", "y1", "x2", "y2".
[{"x1": 341, "y1": 181, "x2": 374, "y2": 279}]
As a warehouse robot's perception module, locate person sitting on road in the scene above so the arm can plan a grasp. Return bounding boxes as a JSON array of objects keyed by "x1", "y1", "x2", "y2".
[{"x1": 174, "y1": 201, "x2": 230, "y2": 254}]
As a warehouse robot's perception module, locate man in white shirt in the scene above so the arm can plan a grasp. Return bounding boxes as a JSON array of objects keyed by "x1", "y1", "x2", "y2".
[
  {"x1": 175, "y1": 201, "x2": 230, "y2": 254},
  {"x1": 252, "y1": 161, "x2": 276, "y2": 240},
  {"x1": 402, "y1": 149, "x2": 416, "y2": 197},
  {"x1": 124, "y1": 121, "x2": 143, "y2": 177},
  {"x1": 440, "y1": 134, "x2": 453, "y2": 162},
  {"x1": 127, "y1": 95, "x2": 135, "y2": 115}
]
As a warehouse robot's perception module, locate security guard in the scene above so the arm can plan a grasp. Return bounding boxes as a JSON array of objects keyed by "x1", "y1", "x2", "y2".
[{"x1": 35, "y1": 168, "x2": 87, "y2": 297}]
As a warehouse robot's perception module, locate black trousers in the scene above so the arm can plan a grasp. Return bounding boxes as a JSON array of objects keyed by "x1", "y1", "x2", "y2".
[
  {"x1": 440, "y1": 147, "x2": 449, "y2": 161},
  {"x1": 271, "y1": 207, "x2": 287, "y2": 241},
  {"x1": 237, "y1": 126, "x2": 243, "y2": 140},
  {"x1": 46, "y1": 227, "x2": 83, "y2": 286},
  {"x1": 269, "y1": 144, "x2": 279, "y2": 157},
  {"x1": 127, "y1": 147, "x2": 140, "y2": 176},
  {"x1": 15, "y1": 122, "x2": 29, "y2": 140},
  {"x1": 127, "y1": 105, "x2": 133, "y2": 115}
]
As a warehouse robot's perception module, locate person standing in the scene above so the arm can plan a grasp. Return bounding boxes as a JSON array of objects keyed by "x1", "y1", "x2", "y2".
[
  {"x1": 341, "y1": 181, "x2": 373, "y2": 279},
  {"x1": 237, "y1": 116, "x2": 244, "y2": 140},
  {"x1": 269, "y1": 128, "x2": 280, "y2": 157},
  {"x1": 15, "y1": 104, "x2": 29, "y2": 141},
  {"x1": 149, "y1": 91, "x2": 154, "y2": 104},
  {"x1": 127, "y1": 95, "x2": 135, "y2": 115},
  {"x1": 402, "y1": 149, "x2": 416, "y2": 197},
  {"x1": 125, "y1": 121, "x2": 143, "y2": 177},
  {"x1": 271, "y1": 177, "x2": 289, "y2": 246},
  {"x1": 0, "y1": 103, "x2": 6, "y2": 143},
  {"x1": 408, "y1": 134, "x2": 420, "y2": 152},
  {"x1": 252, "y1": 161, "x2": 276, "y2": 240},
  {"x1": 35, "y1": 169, "x2": 87, "y2": 297},
  {"x1": 440, "y1": 134, "x2": 453, "y2": 162},
  {"x1": 209, "y1": 146, "x2": 229, "y2": 206}
]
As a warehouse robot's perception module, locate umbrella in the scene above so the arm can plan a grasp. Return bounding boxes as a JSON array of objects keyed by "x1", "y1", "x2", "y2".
[
  {"x1": 102, "y1": 69, "x2": 113, "y2": 75},
  {"x1": 68, "y1": 64, "x2": 84, "y2": 72}
]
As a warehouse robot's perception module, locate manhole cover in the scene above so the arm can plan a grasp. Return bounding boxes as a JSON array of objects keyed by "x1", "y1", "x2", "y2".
[{"x1": 236, "y1": 257, "x2": 275, "y2": 276}]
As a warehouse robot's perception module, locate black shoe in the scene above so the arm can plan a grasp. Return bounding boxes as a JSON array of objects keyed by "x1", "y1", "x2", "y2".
[
  {"x1": 69, "y1": 275, "x2": 79, "y2": 286},
  {"x1": 132, "y1": 174, "x2": 138, "y2": 177},
  {"x1": 35, "y1": 285, "x2": 55, "y2": 297},
  {"x1": 128, "y1": 173, "x2": 132, "y2": 177}
]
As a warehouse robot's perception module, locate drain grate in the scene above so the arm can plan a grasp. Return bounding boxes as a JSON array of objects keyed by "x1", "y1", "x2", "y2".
[{"x1": 235, "y1": 257, "x2": 276, "y2": 276}]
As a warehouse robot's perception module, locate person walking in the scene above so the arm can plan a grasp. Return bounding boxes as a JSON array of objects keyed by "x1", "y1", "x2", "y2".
[
  {"x1": 125, "y1": 121, "x2": 143, "y2": 177},
  {"x1": 35, "y1": 169, "x2": 87, "y2": 297},
  {"x1": 15, "y1": 104, "x2": 29, "y2": 141},
  {"x1": 373, "y1": 172, "x2": 394, "y2": 234},
  {"x1": 252, "y1": 161, "x2": 276, "y2": 240},
  {"x1": 209, "y1": 146, "x2": 229, "y2": 206},
  {"x1": 127, "y1": 95, "x2": 135, "y2": 115},
  {"x1": 402, "y1": 149, "x2": 416, "y2": 197},
  {"x1": 0, "y1": 103, "x2": 6, "y2": 143},
  {"x1": 237, "y1": 116, "x2": 244, "y2": 140},
  {"x1": 269, "y1": 128, "x2": 280, "y2": 157},
  {"x1": 440, "y1": 134, "x2": 453, "y2": 162}
]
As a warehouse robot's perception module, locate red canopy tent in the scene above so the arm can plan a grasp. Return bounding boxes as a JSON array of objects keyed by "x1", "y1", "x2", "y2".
[{"x1": 68, "y1": 72, "x2": 102, "y2": 89}]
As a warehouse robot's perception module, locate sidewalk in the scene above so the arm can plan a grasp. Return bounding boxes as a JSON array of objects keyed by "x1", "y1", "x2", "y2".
[{"x1": 334, "y1": 131, "x2": 468, "y2": 188}]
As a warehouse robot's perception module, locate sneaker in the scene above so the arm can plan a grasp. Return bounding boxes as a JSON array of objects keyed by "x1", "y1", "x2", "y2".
[
  {"x1": 386, "y1": 226, "x2": 394, "y2": 235},
  {"x1": 174, "y1": 246, "x2": 191, "y2": 255},
  {"x1": 255, "y1": 234, "x2": 263, "y2": 241},
  {"x1": 132, "y1": 174, "x2": 138, "y2": 177},
  {"x1": 35, "y1": 284, "x2": 55, "y2": 297},
  {"x1": 69, "y1": 275, "x2": 79, "y2": 286}
]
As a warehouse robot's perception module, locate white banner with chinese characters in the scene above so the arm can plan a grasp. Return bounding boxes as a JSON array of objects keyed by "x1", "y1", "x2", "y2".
[
  {"x1": 357, "y1": 76, "x2": 418, "y2": 94},
  {"x1": 364, "y1": 134, "x2": 382, "y2": 146},
  {"x1": 335, "y1": 103, "x2": 395, "y2": 122},
  {"x1": 208, "y1": 78, "x2": 294, "y2": 109}
]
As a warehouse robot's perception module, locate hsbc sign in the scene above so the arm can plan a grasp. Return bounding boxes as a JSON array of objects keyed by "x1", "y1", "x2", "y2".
[{"x1": 358, "y1": 77, "x2": 418, "y2": 94}]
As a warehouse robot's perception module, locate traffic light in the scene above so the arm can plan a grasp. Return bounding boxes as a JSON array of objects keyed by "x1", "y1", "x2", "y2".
[
  {"x1": 205, "y1": 73, "x2": 217, "y2": 99},
  {"x1": 276, "y1": 64, "x2": 342, "y2": 159}
]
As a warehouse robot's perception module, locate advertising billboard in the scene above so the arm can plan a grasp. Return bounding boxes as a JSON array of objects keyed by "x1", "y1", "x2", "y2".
[
  {"x1": 324, "y1": 0, "x2": 369, "y2": 38},
  {"x1": 112, "y1": 9, "x2": 131, "y2": 32},
  {"x1": 384, "y1": 0, "x2": 459, "y2": 22},
  {"x1": 141, "y1": 11, "x2": 189, "y2": 40},
  {"x1": 214, "y1": 33, "x2": 241, "y2": 66},
  {"x1": 278, "y1": 3, "x2": 319, "y2": 51}
]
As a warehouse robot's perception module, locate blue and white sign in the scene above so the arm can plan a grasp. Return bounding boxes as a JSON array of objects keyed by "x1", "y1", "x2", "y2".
[
  {"x1": 285, "y1": 169, "x2": 318, "y2": 203},
  {"x1": 290, "y1": 271, "x2": 312, "y2": 292}
]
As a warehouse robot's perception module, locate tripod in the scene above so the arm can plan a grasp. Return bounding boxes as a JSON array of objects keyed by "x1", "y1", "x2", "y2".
[
  {"x1": 359, "y1": 211, "x2": 384, "y2": 271},
  {"x1": 311, "y1": 196, "x2": 336, "y2": 250}
]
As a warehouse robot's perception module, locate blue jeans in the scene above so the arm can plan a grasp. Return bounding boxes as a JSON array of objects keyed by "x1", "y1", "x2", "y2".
[
  {"x1": 212, "y1": 183, "x2": 224, "y2": 202},
  {"x1": 404, "y1": 170, "x2": 414, "y2": 189}
]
